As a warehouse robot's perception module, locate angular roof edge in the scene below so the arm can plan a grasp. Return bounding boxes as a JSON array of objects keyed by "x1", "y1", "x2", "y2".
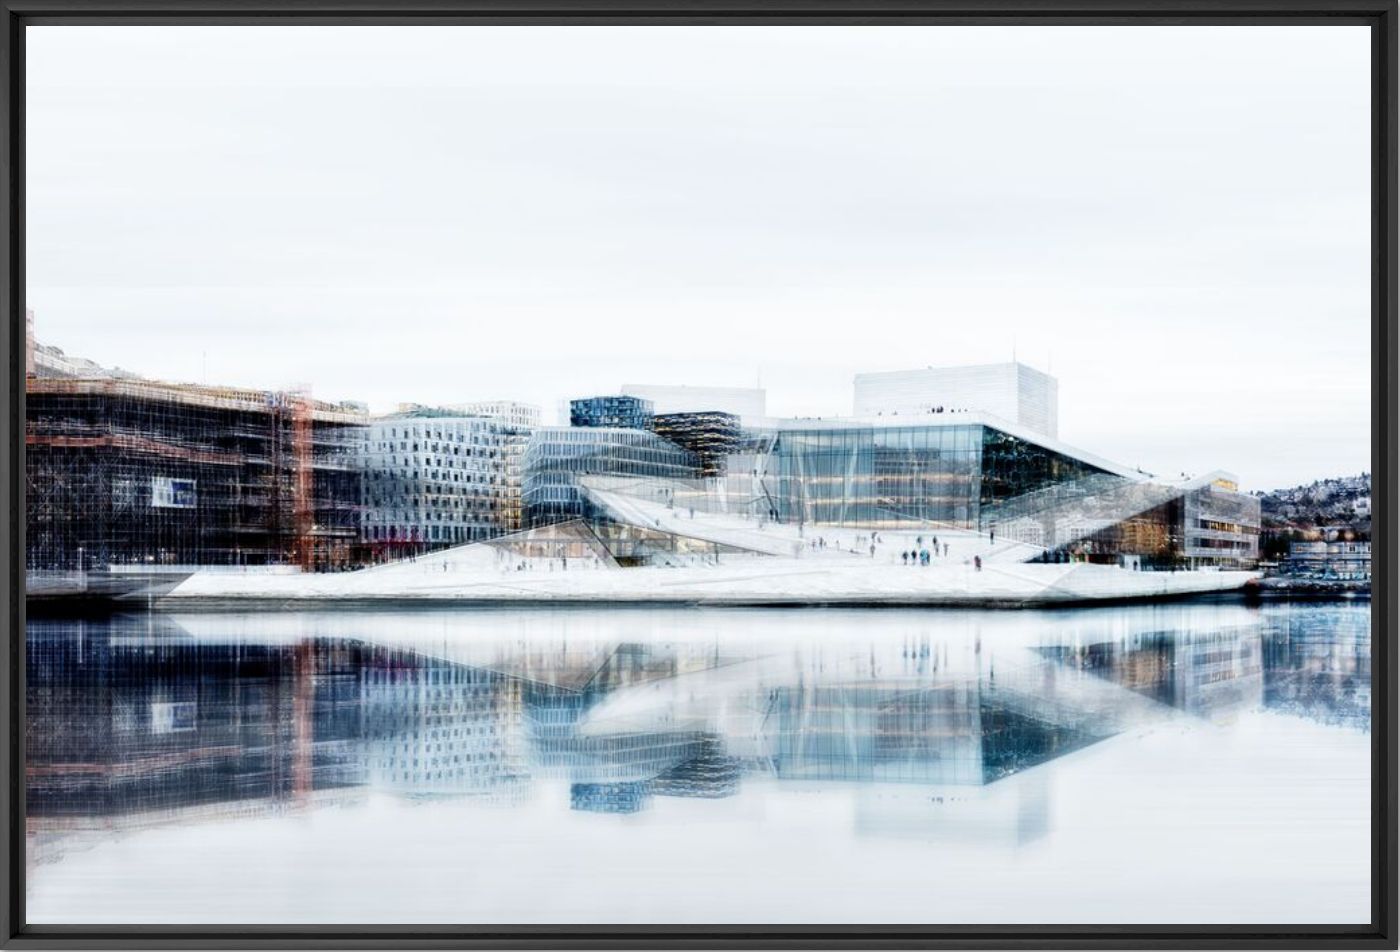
[{"x1": 758, "y1": 410, "x2": 1145, "y2": 481}]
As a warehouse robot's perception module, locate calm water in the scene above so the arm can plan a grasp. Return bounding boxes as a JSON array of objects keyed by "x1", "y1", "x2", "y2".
[{"x1": 25, "y1": 599, "x2": 1371, "y2": 924}]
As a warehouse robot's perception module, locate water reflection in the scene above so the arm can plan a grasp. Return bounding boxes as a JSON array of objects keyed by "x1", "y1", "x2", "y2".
[{"x1": 26, "y1": 601, "x2": 1368, "y2": 838}]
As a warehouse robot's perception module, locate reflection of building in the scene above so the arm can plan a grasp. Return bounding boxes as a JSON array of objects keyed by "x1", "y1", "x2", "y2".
[
  {"x1": 359, "y1": 410, "x2": 528, "y2": 553},
  {"x1": 1038, "y1": 627, "x2": 1264, "y2": 722},
  {"x1": 1262, "y1": 606, "x2": 1370, "y2": 729},
  {"x1": 362, "y1": 657, "x2": 527, "y2": 798},
  {"x1": 768, "y1": 680, "x2": 1111, "y2": 785},
  {"x1": 649, "y1": 411, "x2": 742, "y2": 477},
  {"x1": 25, "y1": 628, "x2": 363, "y2": 820},
  {"x1": 853, "y1": 362, "x2": 1059, "y2": 438},
  {"x1": 569, "y1": 395, "x2": 654, "y2": 431},
  {"x1": 571, "y1": 781, "x2": 648, "y2": 813},
  {"x1": 621, "y1": 384, "x2": 767, "y2": 423},
  {"x1": 522, "y1": 427, "x2": 700, "y2": 527},
  {"x1": 26, "y1": 379, "x2": 365, "y2": 572},
  {"x1": 650, "y1": 735, "x2": 741, "y2": 798}
]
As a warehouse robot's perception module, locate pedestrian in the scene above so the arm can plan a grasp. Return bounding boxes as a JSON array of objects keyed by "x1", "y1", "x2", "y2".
[
  {"x1": 990, "y1": 529, "x2": 995, "y2": 545},
  {"x1": 902, "y1": 551, "x2": 908, "y2": 565},
  {"x1": 974, "y1": 555, "x2": 982, "y2": 572},
  {"x1": 870, "y1": 543, "x2": 876, "y2": 558}
]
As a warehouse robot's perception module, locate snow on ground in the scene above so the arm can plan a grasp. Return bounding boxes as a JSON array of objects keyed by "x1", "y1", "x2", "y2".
[{"x1": 165, "y1": 556, "x2": 1256, "y2": 606}]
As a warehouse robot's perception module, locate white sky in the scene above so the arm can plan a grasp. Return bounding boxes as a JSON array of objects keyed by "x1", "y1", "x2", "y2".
[{"x1": 25, "y1": 25, "x2": 1371, "y2": 490}]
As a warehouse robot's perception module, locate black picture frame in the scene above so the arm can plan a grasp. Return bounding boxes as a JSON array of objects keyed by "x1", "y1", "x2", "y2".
[{"x1": 0, "y1": 2, "x2": 1394, "y2": 947}]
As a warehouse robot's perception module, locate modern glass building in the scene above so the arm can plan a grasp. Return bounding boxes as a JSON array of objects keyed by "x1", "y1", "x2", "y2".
[
  {"x1": 522, "y1": 427, "x2": 701, "y2": 527},
  {"x1": 569, "y1": 395, "x2": 654, "y2": 430},
  {"x1": 751, "y1": 419, "x2": 1113, "y2": 530},
  {"x1": 644, "y1": 413, "x2": 1261, "y2": 569}
]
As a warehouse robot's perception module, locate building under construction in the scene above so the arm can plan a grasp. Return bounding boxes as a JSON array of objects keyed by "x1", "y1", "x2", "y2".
[{"x1": 26, "y1": 377, "x2": 367, "y2": 574}]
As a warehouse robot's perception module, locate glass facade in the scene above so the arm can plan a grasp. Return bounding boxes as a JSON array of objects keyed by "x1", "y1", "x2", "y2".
[
  {"x1": 569, "y1": 395, "x2": 654, "y2": 430},
  {"x1": 522, "y1": 427, "x2": 701, "y2": 527},
  {"x1": 761, "y1": 424, "x2": 983, "y2": 528},
  {"x1": 360, "y1": 413, "x2": 525, "y2": 553},
  {"x1": 979, "y1": 428, "x2": 1112, "y2": 512},
  {"x1": 755, "y1": 422, "x2": 1107, "y2": 530}
]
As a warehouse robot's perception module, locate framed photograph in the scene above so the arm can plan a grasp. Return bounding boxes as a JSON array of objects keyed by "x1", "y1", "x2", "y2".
[{"x1": 2, "y1": 2, "x2": 1395, "y2": 948}]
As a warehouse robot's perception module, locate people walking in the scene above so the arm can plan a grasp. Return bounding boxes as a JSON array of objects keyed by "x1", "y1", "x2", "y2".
[{"x1": 974, "y1": 555, "x2": 983, "y2": 572}]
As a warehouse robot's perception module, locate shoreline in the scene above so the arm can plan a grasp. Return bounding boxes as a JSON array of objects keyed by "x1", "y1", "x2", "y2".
[{"x1": 25, "y1": 588, "x2": 1268, "y2": 615}]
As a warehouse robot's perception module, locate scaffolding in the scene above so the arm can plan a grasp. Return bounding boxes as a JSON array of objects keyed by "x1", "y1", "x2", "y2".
[{"x1": 26, "y1": 377, "x2": 367, "y2": 573}]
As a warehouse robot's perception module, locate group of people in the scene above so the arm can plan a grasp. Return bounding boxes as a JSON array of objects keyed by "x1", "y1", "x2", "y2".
[{"x1": 898, "y1": 534, "x2": 983, "y2": 571}]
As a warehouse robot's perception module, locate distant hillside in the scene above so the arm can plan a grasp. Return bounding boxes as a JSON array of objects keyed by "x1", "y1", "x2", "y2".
[{"x1": 1253, "y1": 473, "x2": 1370, "y2": 560}]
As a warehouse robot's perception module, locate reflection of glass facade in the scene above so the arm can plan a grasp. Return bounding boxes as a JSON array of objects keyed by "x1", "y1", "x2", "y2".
[
  {"x1": 758, "y1": 423, "x2": 1109, "y2": 530},
  {"x1": 522, "y1": 427, "x2": 700, "y2": 527}
]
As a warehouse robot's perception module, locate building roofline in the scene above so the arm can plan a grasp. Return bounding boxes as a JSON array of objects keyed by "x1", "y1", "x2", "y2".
[{"x1": 852, "y1": 360, "x2": 1056, "y2": 382}]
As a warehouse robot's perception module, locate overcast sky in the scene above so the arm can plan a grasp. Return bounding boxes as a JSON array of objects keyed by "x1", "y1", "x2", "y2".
[{"x1": 26, "y1": 25, "x2": 1370, "y2": 490}]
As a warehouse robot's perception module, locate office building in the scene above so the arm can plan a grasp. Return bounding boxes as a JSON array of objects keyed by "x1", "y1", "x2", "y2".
[
  {"x1": 359, "y1": 409, "x2": 527, "y2": 553},
  {"x1": 569, "y1": 395, "x2": 654, "y2": 430}
]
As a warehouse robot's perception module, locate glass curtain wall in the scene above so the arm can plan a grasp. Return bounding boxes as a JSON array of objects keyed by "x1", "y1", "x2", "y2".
[{"x1": 763, "y1": 424, "x2": 984, "y2": 529}]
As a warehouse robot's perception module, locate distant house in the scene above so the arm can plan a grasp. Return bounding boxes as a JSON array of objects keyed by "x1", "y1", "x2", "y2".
[{"x1": 1284, "y1": 537, "x2": 1371, "y2": 581}]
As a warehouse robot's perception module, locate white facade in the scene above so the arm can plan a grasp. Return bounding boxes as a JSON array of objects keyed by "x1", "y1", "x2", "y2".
[
  {"x1": 360, "y1": 414, "x2": 523, "y2": 547},
  {"x1": 620, "y1": 384, "x2": 767, "y2": 423},
  {"x1": 852, "y1": 362, "x2": 1058, "y2": 438},
  {"x1": 450, "y1": 400, "x2": 541, "y2": 430}
]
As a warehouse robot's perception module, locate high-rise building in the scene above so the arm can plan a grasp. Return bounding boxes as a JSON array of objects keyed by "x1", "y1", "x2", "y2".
[
  {"x1": 853, "y1": 362, "x2": 1059, "y2": 438},
  {"x1": 569, "y1": 395, "x2": 654, "y2": 430},
  {"x1": 621, "y1": 384, "x2": 767, "y2": 423},
  {"x1": 359, "y1": 410, "x2": 526, "y2": 553}
]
